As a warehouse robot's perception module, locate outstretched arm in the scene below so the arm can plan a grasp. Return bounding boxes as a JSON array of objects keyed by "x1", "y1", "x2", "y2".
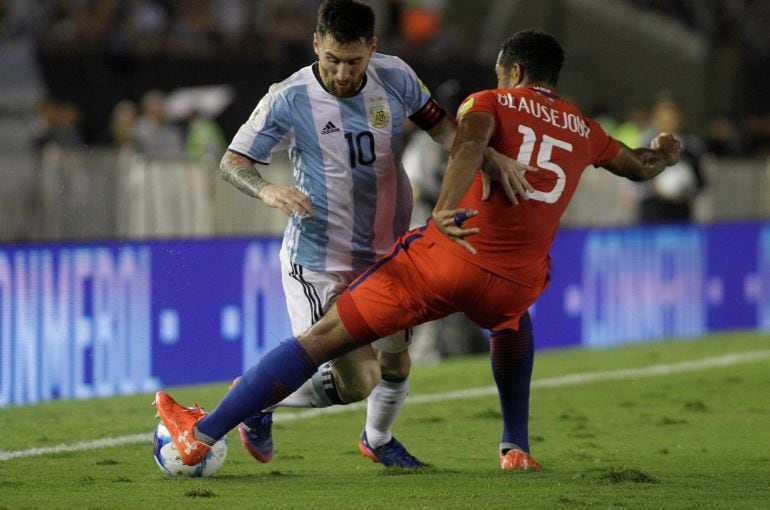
[
  {"x1": 603, "y1": 133, "x2": 681, "y2": 181},
  {"x1": 219, "y1": 150, "x2": 314, "y2": 217},
  {"x1": 431, "y1": 111, "x2": 496, "y2": 254}
]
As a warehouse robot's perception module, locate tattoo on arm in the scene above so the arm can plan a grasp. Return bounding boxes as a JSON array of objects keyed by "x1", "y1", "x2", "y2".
[{"x1": 219, "y1": 151, "x2": 269, "y2": 198}]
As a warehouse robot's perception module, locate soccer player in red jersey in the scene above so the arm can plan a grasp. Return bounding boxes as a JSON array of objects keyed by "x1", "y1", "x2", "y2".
[{"x1": 156, "y1": 29, "x2": 681, "y2": 471}]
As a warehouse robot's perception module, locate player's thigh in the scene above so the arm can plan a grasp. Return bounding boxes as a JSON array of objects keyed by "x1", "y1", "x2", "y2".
[
  {"x1": 280, "y1": 250, "x2": 412, "y2": 355},
  {"x1": 456, "y1": 268, "x2": 543, "y2": 332},
  {"x1": 279, "y1": 249, "x2": 353, "y2": 335},
  {"x1": 340, "y1": 238, "x2": 454, "y2": 341}
]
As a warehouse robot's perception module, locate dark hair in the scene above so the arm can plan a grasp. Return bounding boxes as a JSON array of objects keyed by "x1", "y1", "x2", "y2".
[
  {"x1": 317, "y1": 0, "x2": 375, "y2": 44},
  {"x1": 498, "y1": 30, "x2": 564, "y2": 85}
]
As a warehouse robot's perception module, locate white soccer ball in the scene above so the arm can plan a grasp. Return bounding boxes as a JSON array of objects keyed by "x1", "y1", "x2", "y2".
[{"x1": 153, "y1": 421, "x2": 228, "y2": 477}]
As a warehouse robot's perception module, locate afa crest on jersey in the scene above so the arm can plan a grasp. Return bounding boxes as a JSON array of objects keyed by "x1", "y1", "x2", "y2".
[{"x1": 369, "y1": 103, "x2": 390, "y2": 128}]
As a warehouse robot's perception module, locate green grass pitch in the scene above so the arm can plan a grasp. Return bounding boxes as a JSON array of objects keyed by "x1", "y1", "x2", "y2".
[{"x1": 1, "y1": 331, "x2": 768, "y2": 509}]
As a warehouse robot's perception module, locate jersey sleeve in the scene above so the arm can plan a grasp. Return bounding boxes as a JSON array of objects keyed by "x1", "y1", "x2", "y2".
[
  {"x1": 456, "y1": 91, "x2": 501, "y2": 145},
  {"x1": 387, "y1": 57, "x2": 446, "y2": 131},
  {"x1": 396, "y1": 58, "x2": 433, "y2": 117},
  {"x1": 228, "y1": 83, "x2": 293, "y2": 164},
  {"x1": 456, "y1": 90, "x2": 497, "y2": 120},
  {"x1": 587, "y1": 117, "x2": 621, "y2": 166}
]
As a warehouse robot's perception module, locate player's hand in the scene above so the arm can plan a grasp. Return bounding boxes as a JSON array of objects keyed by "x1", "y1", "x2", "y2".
[
  {"x1": 651, "y1": 132, "x2": 681, "y2": 166},
  {"x1": 481, "y1": 147, "x2": 535, "y2": 204},
  {"x1": 432, "y1": 208, "x2": 479, "y2": 255},
  {"x1": 258, "y1": 184, "x2": 314, "y2": 217}
]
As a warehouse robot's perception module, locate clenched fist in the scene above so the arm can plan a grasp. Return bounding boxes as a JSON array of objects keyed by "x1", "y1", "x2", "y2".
[{"x1": 651, "y1": 132, "x2": 681, "y2": 165}]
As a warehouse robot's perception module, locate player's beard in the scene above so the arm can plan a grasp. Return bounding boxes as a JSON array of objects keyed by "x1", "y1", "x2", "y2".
[{"x1": 330, "y1": 81, "x2": 357, "y2": 98}]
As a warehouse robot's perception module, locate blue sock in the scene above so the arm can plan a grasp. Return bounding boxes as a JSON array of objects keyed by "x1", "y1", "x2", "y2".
[
  {"x1": 490, "y1": 312, "x2": 534, "y2": 453},
  {"x1": 196, "y1": 337, "x2": 317, "y2": 441}
]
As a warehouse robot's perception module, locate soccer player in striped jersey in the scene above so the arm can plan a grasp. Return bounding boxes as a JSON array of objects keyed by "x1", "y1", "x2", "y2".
[
  {"x1": 156, "y1": 28, "x2": 681, "y2": 471},
  {"x1": 218, "y1": 0, "x2": 530, "y2": 468}
]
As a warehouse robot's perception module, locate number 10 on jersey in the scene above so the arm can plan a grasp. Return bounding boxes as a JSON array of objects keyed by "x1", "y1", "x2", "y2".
[{"x1": 345, "y1": 131, "x2": 376, "y2": 168}]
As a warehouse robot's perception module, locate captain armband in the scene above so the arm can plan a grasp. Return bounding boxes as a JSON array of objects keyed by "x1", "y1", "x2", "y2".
[{"x1": 408, "y1": 98, "x2": 447, "y2": 131}]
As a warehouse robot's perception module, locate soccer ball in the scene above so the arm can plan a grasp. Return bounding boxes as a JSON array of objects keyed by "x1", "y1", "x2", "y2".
[{"x1": 153, "y1": 421, "x2": 228, "y2": 477}]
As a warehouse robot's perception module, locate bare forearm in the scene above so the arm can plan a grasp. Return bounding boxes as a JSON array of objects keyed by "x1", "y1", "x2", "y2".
[
  {"x1": 627, "y1": 148, "x2": 674, "y2": 181},
  {"x1": 428, "y1": 116, "x2": 501, "y2": 174},
  {"x1": 604, "y1": 140, "x2": 680, "y2": 182},
  {"x1": 434, "y1": 141, "x2": 485, "y2": 211},
  {"x1": 427, "y1": 115, "x2": 458, "y2": 153},
  {"x1": 219, "y1": 150, "x2": 270, "y2": 198},
  {"x1": 434, "y1": 111, "x2": 496, "y2": 210}
]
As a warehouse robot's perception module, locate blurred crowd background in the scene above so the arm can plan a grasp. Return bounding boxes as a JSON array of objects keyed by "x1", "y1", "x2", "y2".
[{"x1": 1, "y1": 0, "x2": 770, "y2": 244}]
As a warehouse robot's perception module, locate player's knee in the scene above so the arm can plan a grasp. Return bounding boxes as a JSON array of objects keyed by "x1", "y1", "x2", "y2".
[
  {"x1": 335, "y1": 359, "x2": 381, "y2": 403},
  {"x1": 379, "y1": 349, "x2": 411, "y2": 381}
]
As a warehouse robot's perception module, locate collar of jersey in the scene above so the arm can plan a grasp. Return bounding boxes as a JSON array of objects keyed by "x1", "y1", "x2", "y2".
[
  {"x1": 528, "y1": 85, "x2": 559, "y2": 100},
  {"x1": 312, "y1": 62, "x2": 368, "y2": 98}
]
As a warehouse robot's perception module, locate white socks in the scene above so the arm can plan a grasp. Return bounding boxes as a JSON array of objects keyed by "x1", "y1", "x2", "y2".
[{"x1": 364, "y1": 377, "x2": 409, "y2": 448}]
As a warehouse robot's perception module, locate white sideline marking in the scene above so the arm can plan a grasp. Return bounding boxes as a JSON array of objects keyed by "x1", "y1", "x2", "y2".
[
  {"x1": 0, "y1": 434, "x2": 151, "y2": 462},
  {"x1": 2, "y1": 349, "x2": 769, "y2": 462}
]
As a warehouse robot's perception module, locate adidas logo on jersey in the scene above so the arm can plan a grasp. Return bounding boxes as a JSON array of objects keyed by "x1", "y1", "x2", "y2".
[{"x1": 321, "y1": 121, "x2": 340, "y2": 135}]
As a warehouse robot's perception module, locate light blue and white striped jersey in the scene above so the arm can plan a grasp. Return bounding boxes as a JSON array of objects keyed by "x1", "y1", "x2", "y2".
[{"x1": 230, "y1": 53, "x2": 432, "y2": 273}]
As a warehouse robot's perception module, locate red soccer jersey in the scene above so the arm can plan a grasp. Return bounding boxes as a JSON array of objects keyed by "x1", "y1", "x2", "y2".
[{"x1": 425, "y1": 86, "x2": 620, "y2": 287}]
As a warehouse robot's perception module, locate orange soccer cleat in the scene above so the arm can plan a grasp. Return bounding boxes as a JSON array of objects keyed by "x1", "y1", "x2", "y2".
[
  {"x1": 153, "y1": 391, "x2": 210, "y2": 466},
  {"x1": 500, "y1": 449, "x2": 543, "y2": 471}
]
